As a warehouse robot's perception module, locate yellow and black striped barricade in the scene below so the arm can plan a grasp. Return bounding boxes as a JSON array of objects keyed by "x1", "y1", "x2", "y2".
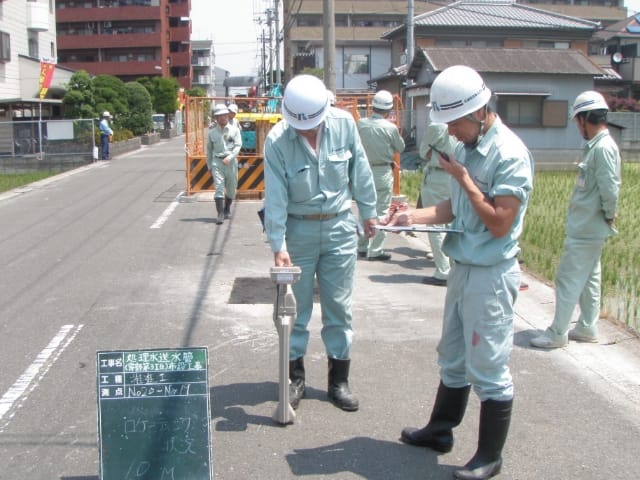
[
  {"x1": 236, "y1": 154, "x2": 264, "y2": 200},
  {"x1": 186, "y1": 154, "x2": 213, "y2": 195}
]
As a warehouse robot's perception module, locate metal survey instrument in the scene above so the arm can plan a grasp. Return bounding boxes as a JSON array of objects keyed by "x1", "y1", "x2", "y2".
[{"x1": 270, "y1": 266, "x2": 301, "y2": 425}]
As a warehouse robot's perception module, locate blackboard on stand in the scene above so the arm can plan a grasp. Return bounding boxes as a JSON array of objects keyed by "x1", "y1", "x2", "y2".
[{"x1": 97, "y1": 347, "x2": 212, "y2": 480}]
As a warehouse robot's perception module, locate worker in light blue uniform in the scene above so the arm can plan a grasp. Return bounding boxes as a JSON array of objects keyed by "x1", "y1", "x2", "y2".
[
  {"x1": 206, "y1": 104, "x2": 242, "y2": 225},
  {"x1": 356, "y1": 90, "x2": 405, "y2": 261},
  {"x1": 531, "y1": 91, "x2": 620, "y2": 349},
  {"x1": 387, "y1": 66, "x2": 533, "y2": 480},
  {"x1": 264, "y1": 74, "x2": 378, "y2": 412},
  {"x1": 99, "y1": 111, "x2": 114, "y2": 160},
  {"x1": 418, "y1": 122, "x2": 458, "y2": 285}
]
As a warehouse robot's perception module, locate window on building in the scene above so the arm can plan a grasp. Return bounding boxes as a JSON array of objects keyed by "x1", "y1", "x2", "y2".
[
  {"x1": 0, "y1": 31, "x2": 10, "y2": 63},
  {"x1": 497, "y1": 95, "x2": 543, "y2": 127},
  {"x1": 344, "y1": 53, "x2": 369, "y2": 74},
  {"x1": 435, "y1": 39, "x2": 503, "y2": 47},
  {"x1": 538, "y1": 41, "x2": 570, "y2": 49},
  {"x1": 28, "y1": 31, "x2": 39, "y2": 58},
  {"x1": 297, "y1": 15, "x2": 321, "y2": 27}
]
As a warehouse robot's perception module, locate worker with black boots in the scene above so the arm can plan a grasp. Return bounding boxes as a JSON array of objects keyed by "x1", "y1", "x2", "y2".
[{"x1": 206, "y1": 103, "x2": 242, "y2": 224}]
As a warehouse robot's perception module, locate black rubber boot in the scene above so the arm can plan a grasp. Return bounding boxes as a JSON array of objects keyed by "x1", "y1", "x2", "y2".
[
  {"x1": 400, "y1": 381, "x2": 471, "y2": 452},
  {"x1": 224, "y1": 197, "x2": 233, "y2": 219},
  {"x1": 289, "y1": 357, "x2": 305, "y2": 410},
  {"x1": 215, "y1": 197, "x2": 224, "y2": 225},
  {"x1": 327, "y1": 358, "x2": 359, "y2": 411},
  {"x1": 454, "y1": 398, "x2": 513, "y2": 480}
]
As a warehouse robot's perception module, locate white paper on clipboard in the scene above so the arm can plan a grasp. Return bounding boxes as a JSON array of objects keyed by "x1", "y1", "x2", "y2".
[{"x1": 375, "y1": 225, "x2": 464, "y2": 233}]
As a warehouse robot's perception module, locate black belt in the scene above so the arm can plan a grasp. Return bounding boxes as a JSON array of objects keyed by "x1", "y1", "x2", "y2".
[{"x1": 288, "y1": 210, "x2": 349, "y2": 221}]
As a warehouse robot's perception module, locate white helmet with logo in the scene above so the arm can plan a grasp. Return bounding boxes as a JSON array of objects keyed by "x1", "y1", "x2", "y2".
[
  {"x1": 572, "y1": 91, "x2": 608, "y2": 118},
  {"x1": 372, "y1": 90, "x2": 394, "y2": 111},
  {"x1": 430, "y1": 65, "x2": 492, "y2": 124},
  {"x1": 213, "y1": 104, "x2": 230, "y2": 116},
  {"x1": 282, "y1": 75, "x2": 329, "y2": 130}
]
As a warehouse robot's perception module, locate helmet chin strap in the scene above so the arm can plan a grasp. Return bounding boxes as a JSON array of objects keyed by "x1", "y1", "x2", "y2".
[{"x1": 463, "y1": 106, "x2": 488, "y2": 147}]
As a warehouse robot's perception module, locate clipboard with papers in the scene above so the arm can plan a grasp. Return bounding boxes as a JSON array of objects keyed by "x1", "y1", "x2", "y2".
[{"x1": 375, "y1": 225, "x2": 464, "y2": 233}]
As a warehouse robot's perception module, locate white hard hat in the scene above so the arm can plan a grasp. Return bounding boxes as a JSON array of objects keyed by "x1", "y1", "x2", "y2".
[
  {"x1": 228, "y1": 104, "x2": 239, "y2": 114},
  {"x1": 372, "y1": 90, "x2": 394, "y2": 111},
  {"x1": 282, "y1": 75, "x2": 329, "y2": 130},
  {"x1": 429, "y1": 65, "x2": 492, "y2": 124},
  {"x1": 103, "y1": 111, "x2": 111, "y2": 117},
  {"x1": 572, "y1": 91, "x2": 608, "y2": 118},
  {"x1": 213, "y1": 104, "x2": 230, "y2": 116}
]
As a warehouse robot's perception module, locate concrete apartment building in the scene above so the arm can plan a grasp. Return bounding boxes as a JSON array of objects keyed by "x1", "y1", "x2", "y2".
[
  {"x1": 55, "y1": 0, "x2": 192, "y2": 89},
  {"x1": 191, "y1": 40, "x2": 214, "y2": 97}
]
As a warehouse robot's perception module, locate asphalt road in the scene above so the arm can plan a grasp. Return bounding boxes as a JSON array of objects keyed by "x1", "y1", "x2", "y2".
[{"x1": 0, "y1": 135, "x2": 639, "y2": 480}]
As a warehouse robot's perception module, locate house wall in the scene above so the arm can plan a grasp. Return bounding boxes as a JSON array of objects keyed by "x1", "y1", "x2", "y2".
[
  {"x1": 317, "y1": 45, "x2": 389, "y2": 90},
  {"x1": 411, "y1": 73, "x2": 595, "y2": 162},
  {"x1": 0, "y1": 0, "x2": 58, "y2": 102}
]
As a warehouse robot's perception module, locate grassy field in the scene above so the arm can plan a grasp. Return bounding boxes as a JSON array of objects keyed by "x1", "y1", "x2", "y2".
[
  {"x1": 0, "y1": 171, "x2": 58, "y2": 193},
  {"x1": 400, "y1": 164, "x2": 639, "y2": 333}
]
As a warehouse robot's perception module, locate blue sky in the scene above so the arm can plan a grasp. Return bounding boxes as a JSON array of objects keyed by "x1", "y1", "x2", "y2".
[{"x1": 191, "y1": 0, "x2": 267, "y2": 76}]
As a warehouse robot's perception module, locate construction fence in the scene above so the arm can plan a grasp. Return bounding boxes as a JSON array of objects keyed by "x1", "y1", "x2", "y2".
[{"x1": 183, "y1": 93, "x2": 406, "y2": 199}]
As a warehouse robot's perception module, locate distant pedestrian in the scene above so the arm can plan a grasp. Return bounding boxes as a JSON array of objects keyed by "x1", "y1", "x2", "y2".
[
  {"x1": 228, "y1": 103, "x2": 241, "y2": 129},
  {"x1": 206, "y1": 104, "x2": 242, "y2": 225},
  {"x1": 531, "y1": 91, "x2": 621, "y2": 349},
  {"x1": 264, "y1": 74, "x2": 378, "y2": 412},
  {"x1": 418, "y1": 122, "x2": 458, "y2": 285},
  {"x1": 386, "y1": 65, "x2": 533, "y2": 480},
  {"x1": 99, "y1": 111, "x2": 114, "y2": 160},
  {"x1": 357, "y1": 90, "x2": 405, "y2": 261}
]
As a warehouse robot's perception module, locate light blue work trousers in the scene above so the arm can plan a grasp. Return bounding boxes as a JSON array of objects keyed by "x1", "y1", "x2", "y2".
[
  {"x1": 546, "y1": 236, "x2": 604, "y2": 341},
  {"x1": 286, "y1": 211, "x2": 358, "y2": 360},
  {"x1": 358, "y1": 165, "x2": 393, "y2": 257},
  {"x1": 438, "y1": 258, "x2": 519, "y2": 401},
  {"x1": 213, "y1": 159, "x2": 238, "y2": 199},
  {"x1": 420, "y1": 168, "x2": 451, "y2": 279}
]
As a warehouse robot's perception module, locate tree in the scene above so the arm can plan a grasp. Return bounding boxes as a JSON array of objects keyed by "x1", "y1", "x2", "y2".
[
  {"x1": 93, "y1": 74, "x2": 129, "y2": 119},
  {"x1": 62, "y1": 70, "x2": 95, "y2": 119},
  {"x1": 120, "y1": 82, "x2": 154, "y2": 135},
  {"x1": 153, "y1": 77, "x2": 180, "y2": 113},
  {"x1": 152, "y1": 77, "x2": 180, "y2": 129}
]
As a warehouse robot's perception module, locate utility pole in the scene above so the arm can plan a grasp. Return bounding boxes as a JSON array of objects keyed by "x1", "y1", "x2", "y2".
[
  {"x1": 275, "y1": 0, "x2": 281, "y2": 85},
  {"x1": 261, "y1": 30, "x2": 268, "y2": 90},
  {"x1": 267, "y1": 7, "x2": 274, "y2": 87},
  {"x1": 323, "y1": 0, "x2": 336, "y2": 93},
  {"x1": 405, "y1": 0, "x2": 415, "y2": 137},
  {"x1": 282, "y1": 0, "x2": 291, "y2": 84}
]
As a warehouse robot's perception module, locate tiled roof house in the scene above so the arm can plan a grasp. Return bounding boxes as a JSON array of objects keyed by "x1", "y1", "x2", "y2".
[{"x1": 379, "y1": 0, "x2": 610, "y2": 156}]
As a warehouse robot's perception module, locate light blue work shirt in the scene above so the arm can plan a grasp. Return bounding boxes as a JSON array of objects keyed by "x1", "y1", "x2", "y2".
[
  {"x1": 419, "y1": 122, "x2": 458, "y2": 170},
  {"x1": 264, "y1": 107, "x2": 378, "y2": 253},
  {"x1": 566, "y1": 129, "x2": 620, "y2": 240},
  {"x1": 99, "y1": 118, "x2": 113, "y2": 136},
  {"x1": 444, "y1": 116, "x2": 534, "y2": 266},
  {"x1": 356, "y1": 113, "x2": 405, "y2": 166},
  {"x1": 206, "y1": 123, "x2": 242, "y2": 171}
]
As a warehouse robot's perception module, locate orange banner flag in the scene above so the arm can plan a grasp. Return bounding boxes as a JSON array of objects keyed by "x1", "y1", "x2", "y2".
[{"x1": 39, "y1": 59, "x2": 56, "y2": 100}]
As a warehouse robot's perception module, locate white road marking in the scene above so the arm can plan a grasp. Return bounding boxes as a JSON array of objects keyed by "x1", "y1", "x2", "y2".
[
  {"x1": 0, "y1": 324, "x2": 84, "y2": 428},
  {"x1": 150, "y1": 192, "x2": 184, "y2": 229}
]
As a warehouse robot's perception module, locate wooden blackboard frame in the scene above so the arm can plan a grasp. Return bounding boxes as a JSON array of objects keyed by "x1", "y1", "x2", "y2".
[{"x1": 96, "y1": 347, "x2": 212, "y2": 480}]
